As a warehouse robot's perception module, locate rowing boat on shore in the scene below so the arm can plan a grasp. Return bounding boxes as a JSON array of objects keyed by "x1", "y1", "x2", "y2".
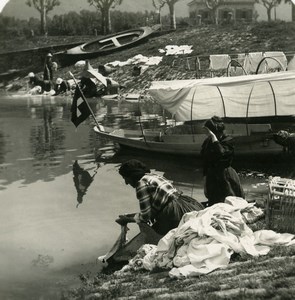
[{"x1": 55, "y1": 27, "x2": 154, "y2": 66}]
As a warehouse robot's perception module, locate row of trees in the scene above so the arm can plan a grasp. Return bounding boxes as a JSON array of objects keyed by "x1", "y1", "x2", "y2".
[
  {"x1": 25, "y1": 0, "x2": 294, "y2": 36},
  {"x1": 24, "y1": 0, "x2": 183, "y2": 35},
  {"x1": 0, "y1": 9, "x2": 170, "y2": 37},
  {"x1": 2, "y1": 0, "x2": 293, "y2": 37}
]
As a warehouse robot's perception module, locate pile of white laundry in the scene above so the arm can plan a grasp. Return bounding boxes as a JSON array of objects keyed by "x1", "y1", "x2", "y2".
[{"x1": 116, "y1": 197, "x2": 295, "y2": 278}]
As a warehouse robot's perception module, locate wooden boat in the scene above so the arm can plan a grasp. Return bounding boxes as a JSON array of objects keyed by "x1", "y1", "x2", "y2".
[
  {"x1": 94, "y1": 70, "x2": 295, "y2": 156},
  {"x1": 94, "y1": 123, "x2": 287, "y2": 156},
  {"x1": 55, "y1": 27, "x2": 154, "y2": 66},
  {"x1": 94, "y1": 71, "x2": 295, "y2": 155}
]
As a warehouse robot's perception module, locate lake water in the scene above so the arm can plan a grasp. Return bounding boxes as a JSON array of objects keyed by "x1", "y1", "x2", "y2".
[{"x1": 0, "y1": 93, "x2": 294, "y2": 300}]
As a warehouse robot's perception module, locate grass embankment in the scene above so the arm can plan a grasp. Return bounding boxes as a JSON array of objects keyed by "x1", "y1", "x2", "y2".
[
  {"x1": 1, "y1": 21, "x2": 295, "y2": 94},
  {"x1": 61, "y1": 245, "x2": 295, "y2": 300}
]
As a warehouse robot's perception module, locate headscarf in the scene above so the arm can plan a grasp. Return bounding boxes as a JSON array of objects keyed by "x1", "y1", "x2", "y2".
[
  {"x1": 204, "y1": 116, "x2": 225, "y2": 135},
  {"x1": 119, "y1": 159, "x2": 150, "y2": 181}
]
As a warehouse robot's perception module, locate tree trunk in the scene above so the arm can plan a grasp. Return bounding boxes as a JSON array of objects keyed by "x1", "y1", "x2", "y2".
[
  {"x1": 168, "y1": 3, "x2": 176, "y2": 30},
  {"x1": 40, "y1": 1, "x2": 46, "y2": 35},
  {"x1": 157, "y1": 9, "x2": 161, "y2": 25},
  {"x1": 101, "y1": 12, "x2": 105, "y2": 35},
  {"x1": 267, "y1": 8, "x2": 272, "y2": 22},
  {"x1": 106, "y1": 9, "x2": 112, "y2": 34}
]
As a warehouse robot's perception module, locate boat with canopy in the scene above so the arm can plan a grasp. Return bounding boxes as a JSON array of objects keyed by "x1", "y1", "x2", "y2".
[{"x1": 94, "y1": 70, "x2": 295, "y2": 156}]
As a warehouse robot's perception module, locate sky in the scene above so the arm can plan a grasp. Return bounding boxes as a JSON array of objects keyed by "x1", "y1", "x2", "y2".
[{"x1": 0, "y1": 0, "x2": 9, "y2": 13}]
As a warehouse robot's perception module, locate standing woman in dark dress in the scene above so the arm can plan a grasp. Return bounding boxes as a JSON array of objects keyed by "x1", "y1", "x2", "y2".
[{"x1": 201, "y1": 116, "x2": 245, "y2": 207}]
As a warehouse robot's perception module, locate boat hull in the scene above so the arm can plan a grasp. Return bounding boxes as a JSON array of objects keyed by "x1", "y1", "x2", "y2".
[
  {"x1": 55, "y1": 27, "x2": 154, "y2": 66},
  {"x1": 94, "y1": 125, "x2": 285, "y2": 156}
]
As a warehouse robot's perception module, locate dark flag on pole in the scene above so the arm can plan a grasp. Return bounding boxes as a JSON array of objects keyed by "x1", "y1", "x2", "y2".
[{"x1": 71, "y1": 86, "x2": 91, "y2": 127}]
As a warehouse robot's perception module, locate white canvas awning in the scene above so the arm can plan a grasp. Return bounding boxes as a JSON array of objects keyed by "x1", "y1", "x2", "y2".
[{"x1": 148, "y1": 71, "x2": 295, "y2": 121}]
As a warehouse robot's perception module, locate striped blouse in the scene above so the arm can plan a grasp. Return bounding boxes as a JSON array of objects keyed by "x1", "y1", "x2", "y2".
[{"x1": 135, "y1": 173, "x2": 179, "y2": 223}]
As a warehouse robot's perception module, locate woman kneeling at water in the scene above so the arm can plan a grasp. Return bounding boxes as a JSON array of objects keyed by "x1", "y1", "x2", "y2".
[{"x1": 118, "y1": 159, "x2": 204, "y2": 235}]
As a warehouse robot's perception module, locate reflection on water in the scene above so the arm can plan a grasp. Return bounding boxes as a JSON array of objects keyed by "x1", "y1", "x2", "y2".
[
  {"x1": 0, "y1": 94, "x2": 294, "y2": 299},
  {"x1": 72, "y1": 160, "x2": 99, "y2": 207}
]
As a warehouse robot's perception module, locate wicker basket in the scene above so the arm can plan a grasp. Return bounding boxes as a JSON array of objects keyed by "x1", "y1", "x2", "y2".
[{"x1": 266, "y1": 176, "x2": 295, "y2": 233}]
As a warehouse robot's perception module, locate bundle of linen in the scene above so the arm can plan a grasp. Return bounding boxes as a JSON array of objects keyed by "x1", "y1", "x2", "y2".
[{"x1": 122, "y1": 197, "x2": 295, "y2": 278}]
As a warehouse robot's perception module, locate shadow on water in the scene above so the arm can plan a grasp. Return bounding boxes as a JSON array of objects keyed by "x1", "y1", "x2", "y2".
[{"x1": 72, "y1": 160, "x2": 100, "y2": 208}]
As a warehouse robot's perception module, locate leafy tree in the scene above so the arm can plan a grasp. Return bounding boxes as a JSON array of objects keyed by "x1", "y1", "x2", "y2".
[
  {"x1": 203, "y1": 0, "x2": 224, "y2": 24},
  {"x1": 26, "y1": 0, "x2": 61, "y2": 35},
  {"x1": 255, "y1": 0, "x2": 292, "y2": 21},
  {"x1": 87, "y1": 0, "x2": 123, "y2": 34},
  {"x1": 151, "y1": 0, "x2": 183, "y2": 30}
]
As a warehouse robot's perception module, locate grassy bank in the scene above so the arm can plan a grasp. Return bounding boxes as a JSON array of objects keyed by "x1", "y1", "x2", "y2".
[
  {"x1": 1, "y1": 21, "x2": 295, "y2": 94},
  {"x1": 61, "y1": 245, "x2": 295, "y2": 300}
]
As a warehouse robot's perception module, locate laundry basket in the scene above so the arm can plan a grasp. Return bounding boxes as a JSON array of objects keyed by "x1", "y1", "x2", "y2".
[{"x1": 266, "y1": 176, "x2": 295, "y2": 233}]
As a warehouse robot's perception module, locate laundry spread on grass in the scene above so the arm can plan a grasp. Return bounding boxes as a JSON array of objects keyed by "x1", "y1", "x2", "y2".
[{"x1": 115, "y1": 197, "x2": 295, "y2": 278}]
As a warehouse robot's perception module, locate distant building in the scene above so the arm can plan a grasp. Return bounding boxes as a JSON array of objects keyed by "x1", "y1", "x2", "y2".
[
  {"x1": 187, "y1": 0, "x2": 294, "y2": 24},
  {"x1": 188, "y1": 0, "x2": 255, "y2": 24}
]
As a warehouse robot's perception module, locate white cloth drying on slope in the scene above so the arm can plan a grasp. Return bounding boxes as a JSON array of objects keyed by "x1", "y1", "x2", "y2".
[
  {"x1": 139, "y1": 197, "x2": 294, "y2": 278},
  {"x1": 243, "y1": 52, "x2": 264, "y2": 73},
  {"x1": 209, "y1": 54, "x2": 231, "y2": 70},
  {"x1": 162, "y1": 45, "x2": 193, "y2": 56},
  {"x1": 108, "y1": 54, "x2": 163, "y2": 67},
  {"x1": 264, "y1": 51, "x2": 287, "y2": 70},
  {"x1": 288, "y1": 55, "x2": 295, "y2": 70}
]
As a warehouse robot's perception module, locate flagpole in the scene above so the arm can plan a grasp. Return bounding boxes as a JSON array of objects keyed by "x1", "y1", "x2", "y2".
[{"x1": 69, "y1": 71, "x2": 101, "y2": 130}]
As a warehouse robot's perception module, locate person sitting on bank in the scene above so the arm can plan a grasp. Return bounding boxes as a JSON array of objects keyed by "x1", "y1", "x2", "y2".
[
  {"x1": 201, "y1": 116, "x2": 245, "y2": 207},
  {"x1": 117, "y1": 159, "x2": 204, "y2": 236},
  {"x1": 28, "y1": 72, "x2": 51, "y2": 93},
  {"x1": 53, "y1": 77, "x2": 70, "y2": 96}
]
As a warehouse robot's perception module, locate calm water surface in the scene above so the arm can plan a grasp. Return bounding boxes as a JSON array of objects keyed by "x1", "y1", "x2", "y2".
[{"x1": 0, "y1": 93, "x2": 294, "y2": 300}]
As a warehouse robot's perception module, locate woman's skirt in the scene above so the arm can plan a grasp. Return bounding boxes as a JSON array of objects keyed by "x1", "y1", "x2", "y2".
[
  {"x1": 205, "y1": 166, "x2": 245, "y2": 207},
  {"x1": 152, "y1": 194, "x2": 204, "y2": 235}
]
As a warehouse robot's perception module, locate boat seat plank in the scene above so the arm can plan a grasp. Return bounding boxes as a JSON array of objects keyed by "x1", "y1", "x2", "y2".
[{"x1": 226, "y1": 124, "x2": 272, "y2": 136}]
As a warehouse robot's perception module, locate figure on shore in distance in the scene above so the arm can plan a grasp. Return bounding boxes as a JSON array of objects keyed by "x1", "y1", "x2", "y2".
[
  {"x1": 273, "y1": 130, "x2": 295, "y2": 156},
  {"x1": 53, "y1": 77, "x2": 70, "y2": 96},
  {"x1": 117, "y1": 159, "x2": 204, "y2": 236},
  {"x1": 201, "y1": 116, "x2": 245, "y2": 207},
  {"x1": 28, "y1": 72, "x2": 51, "y2": 94},
  {"x1": 43, "y1": 52, "x2": 54, "y2": 90}
]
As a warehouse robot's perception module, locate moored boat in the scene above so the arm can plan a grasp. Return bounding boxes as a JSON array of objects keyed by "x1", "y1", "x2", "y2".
[{"x1": 94, "y1": 70, "x2": 295, "y2": 156}]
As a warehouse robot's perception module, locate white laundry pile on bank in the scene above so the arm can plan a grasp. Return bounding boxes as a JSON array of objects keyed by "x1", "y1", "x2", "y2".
[
  {"x1": 118, "y1": 197, "x2": 295, "y2": 278},
  {"x1": 159, "y1": 45, "x2": 193, "y2": 55}
]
